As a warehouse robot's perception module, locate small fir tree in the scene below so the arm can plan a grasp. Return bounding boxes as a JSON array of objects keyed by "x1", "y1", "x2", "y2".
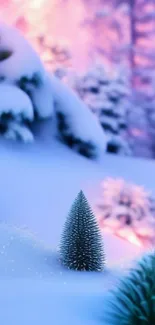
[
  {"x1": 59, "y1": 190, "x2": 105, "y2": 271},
  {"x1": 108, "y1": 252, "x2": 155, "y2": 325}
]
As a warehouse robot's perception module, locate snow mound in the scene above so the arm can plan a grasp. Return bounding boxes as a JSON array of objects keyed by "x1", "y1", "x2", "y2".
[{"x1": 0, "y1": 224, "x2": 52, "y2": 278}]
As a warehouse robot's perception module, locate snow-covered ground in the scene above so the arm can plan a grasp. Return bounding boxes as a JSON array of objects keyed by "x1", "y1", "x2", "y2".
[
  {"x1": 0, "y1": 136, "x2": 154, "y2": 324},
  {"x1": 0, "y1": 23, "x2": 154, "y2": 325}
]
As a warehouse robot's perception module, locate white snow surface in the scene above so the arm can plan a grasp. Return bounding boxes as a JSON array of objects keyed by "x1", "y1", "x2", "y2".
[
  {"x1": 0, "y1": 224, "x2": 52, "y2": 278},
  {"x1": 0, "y1": 138, "x2": 152, "y2": 324}
]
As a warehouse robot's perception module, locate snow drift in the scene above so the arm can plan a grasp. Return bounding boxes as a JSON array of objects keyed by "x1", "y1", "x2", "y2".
[{"x1": 0, "y1": 223, "x2": 53, "y2": 278}]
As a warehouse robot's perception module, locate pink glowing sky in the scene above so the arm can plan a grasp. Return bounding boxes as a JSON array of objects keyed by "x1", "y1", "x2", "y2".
[
  {"x1": 0, "y1": 0, "x2": 95, "y2": 71},
  {"x1": 0, "y1": 0, "x2": 154, "y2": 73}
]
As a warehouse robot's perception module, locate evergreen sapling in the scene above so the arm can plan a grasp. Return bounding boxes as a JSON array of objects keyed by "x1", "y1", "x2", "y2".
[
  {"x1": 59, "y1": 190, "x2": 105, "y2": 271},
  {"x1": 107, "y1": 251, "x2": 155, "y2": 325}
]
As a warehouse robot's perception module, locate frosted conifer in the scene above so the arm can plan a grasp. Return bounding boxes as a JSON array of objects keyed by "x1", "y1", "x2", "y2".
[
  {"x1": 59, "y1": 190, "x2": 105, "y2": 271},
  {"x1": 108, "y1": 252, "x2": 155, "y2": 324}
]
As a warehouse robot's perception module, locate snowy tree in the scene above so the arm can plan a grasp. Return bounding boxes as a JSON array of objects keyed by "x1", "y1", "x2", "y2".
[
  {"x1": 83, "y1": 0, "x2": 155, "y2": 95},
  {"x1": 73, "y1": 64, "x2": 131, "y2": 155},
  {"x1": 59, "y1": 190, "x2": 105, "y2": 271},
  {"x1": 82, "y1": 1, "x2": 129, "y2": 66},
  {"x1": 108, "y1": 251, "x2": 155, "y2": 325},
  {"x1": 96, "y1": 178, "x2": 155, "y2": 246},
  {"x1": 127, "y1": 91, "x2": 155, "y2": 159},
  {"x1": 109, "y1": 0, "x2": 155, "y2": 93},
  {"x1": 141, "y1": 94, "x2": 155, "y2": 158},
  {"x1": 127, "y1": 0, "x2": 155, "y2": 91},
  {"x1": 0, "y1": 23, "x2": 106, "y2": 158}
]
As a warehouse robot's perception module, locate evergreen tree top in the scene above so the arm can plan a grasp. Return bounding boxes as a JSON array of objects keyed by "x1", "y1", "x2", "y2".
[{"x1": 66, "y1": 190, "x2": 102, "y2": 230}]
